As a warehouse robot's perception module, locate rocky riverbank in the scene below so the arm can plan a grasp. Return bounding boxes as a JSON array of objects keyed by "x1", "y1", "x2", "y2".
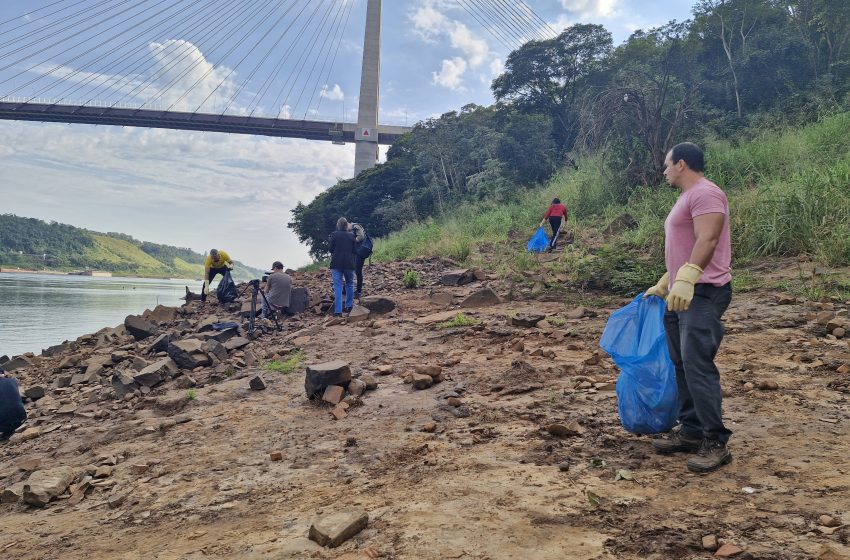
[{"x1": 1, "y1": 257, "x2": 849, "y2": 559}]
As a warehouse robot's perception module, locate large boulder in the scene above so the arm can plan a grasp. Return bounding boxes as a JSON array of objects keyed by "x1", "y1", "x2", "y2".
[
  {"x1": 287, "y1": 287, "x2": 310, "y2": 314},
  {"x1": 305, "y1": 361, "x2": 352, "y2": 399},
  {"x1": 2, "y1": 355, "x2": 33, "y2": 372},
  {"x1": 23, "y1": 466, "x2": 75, "y2": 507},
  {"x1": 124, "y1": 315, "x2": 158, "y2": 341},
  {"x1": 133, "y1": 358, "x2": 178, "y2": 387},
  {"x1": 360, "y1": 296, "x2": 396, "y2": 315},
  {"x1": 460, "y1": 287, "x2": 502, "y2": 308},
  {"x1": 167, "y1": 339, "x2": 211, "y2": 370},
  {"x1": 41, "y1": 341, "x2": 76, "y2": 358},
  {"x1": 145, "y1": 305, "x2": 178, "y2": 324}
]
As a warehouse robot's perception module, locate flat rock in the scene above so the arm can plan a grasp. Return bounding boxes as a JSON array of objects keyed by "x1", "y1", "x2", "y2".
[
  {"x1": 224, "y1": 337, "x2": 251, "y2": 351},
  {"x1": 428, "y1": 291, "x2": 454, "y2": 305},
  {"x1": 441, "y1": 269, "x2": 475, "y2": 286},
  {"x1": 3, "y1": 355, "x2": 33, "y2": 372},
  {"x1": 23, "y1": 466, "x2": 75, "y2": 507},
  {"x1": 460, "y1": 287, "x2": 502, "y2": 308},
  {"x1": 323, "y1": 385, "x2": 345, "y2": 404},
  {"x1": 360, "y1": 296, "x2": 396, "y2": 315},
  {"x1": 412, "y1": 373, "x2": 434, "y2": 390},
  {"x1": 347, "y1": 305, "x2": 371, "y2": 323},
  {"x1": 715, "y1": 544, "x2": 744, "y2": 558},
  {"x1": 509, "y1": 313, "x2": 546, "y2": 327},
  {"x1": 23, "y1": 386, "x2": 46, "y2": 400},
  {"x1": 415, "y1": 310, "x2": 462, "y2": 325},
  {"x1": 1, "y1": 482, "x2": 25, "y2": 504},
  {"x1": 308, "y1": 508, "x2": 369, "y2": 548},
  {"x1": 249, "y1": 375, "x2": 266, "y2": 391},
  {"x1": 124, "y1": 315, "x2": 158, "y2": 341}
]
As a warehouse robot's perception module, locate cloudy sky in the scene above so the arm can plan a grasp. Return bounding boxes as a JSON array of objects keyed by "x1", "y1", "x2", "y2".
[{"x1": 0, "y1": 0, "x2": 693, "y2": 269}]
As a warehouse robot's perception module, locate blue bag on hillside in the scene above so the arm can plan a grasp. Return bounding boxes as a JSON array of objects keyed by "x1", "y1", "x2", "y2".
[
  {"x1": 526, "y1": 227, "x2": 550, "y2": 253},
  {"x1": 600, "y1": 293, "x2": 678, "y2": 434}
]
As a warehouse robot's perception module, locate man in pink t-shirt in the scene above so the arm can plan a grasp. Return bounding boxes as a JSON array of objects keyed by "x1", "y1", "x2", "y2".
[{"x1": 644, "y1": 142, "x2": 734, "y2": 473}]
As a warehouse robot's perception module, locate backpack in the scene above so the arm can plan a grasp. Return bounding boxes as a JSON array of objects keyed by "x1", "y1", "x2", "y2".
[
  {"x1": 216, "y1": 270, "x2": 239, "y2": 304},
  {"x1": 356, "y1": 231, "x2": 373, "y2": 259}
]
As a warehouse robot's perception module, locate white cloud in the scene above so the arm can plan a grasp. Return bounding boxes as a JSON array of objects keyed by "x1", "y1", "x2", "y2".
[
  {"x1": 278, "y1": 104, "x2": 292, "y2": 119},
  {"x1": 559, "y1": 0, "x2": 622, "y2": 19},
  {"x1": 448, "y1": 22, "x2": 489, "y2": 67},
  {"x1": 432, "y1": 57, "x2": 467, "y2": 90},
  {"x1": 320, "y1": 83, "x2": 345, "y2": 101},
  {"x1": 410, "y1": 4, "x2": 448, "y2": 41},
  {"x1": 147, "y1": 40, "x2": 236, "y2": 112},
  {"x1": 489, "y1": 58, "x2": 504, "y2": 77}
]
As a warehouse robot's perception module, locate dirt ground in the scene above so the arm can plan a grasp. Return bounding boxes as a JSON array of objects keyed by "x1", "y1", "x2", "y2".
[{"x1": 1, "y1": 259, "x2": 849, "y2": 560}]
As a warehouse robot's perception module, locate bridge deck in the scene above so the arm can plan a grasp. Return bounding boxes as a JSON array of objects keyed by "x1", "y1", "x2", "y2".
[{"x1": 0, "y1": 102, "x2": 410, "y2": 144}]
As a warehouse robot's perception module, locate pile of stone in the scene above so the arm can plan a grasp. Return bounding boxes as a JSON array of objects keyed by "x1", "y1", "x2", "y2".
[{"x1": 304, "y1": 361, "x2": 378, "y2": 420}]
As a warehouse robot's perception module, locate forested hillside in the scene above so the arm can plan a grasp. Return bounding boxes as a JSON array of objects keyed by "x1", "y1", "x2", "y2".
[
  {"x1": 0, "y1": 214, "x2": 263, "y2": 280},
  {"x1": 290, "y1": 0, "x2": 850, "y2": 259}
]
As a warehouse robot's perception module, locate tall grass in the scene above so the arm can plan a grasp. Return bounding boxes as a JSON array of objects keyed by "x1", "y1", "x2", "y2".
[{"x1": 373, "y1": 112, "x2": 850, "y2": 279}]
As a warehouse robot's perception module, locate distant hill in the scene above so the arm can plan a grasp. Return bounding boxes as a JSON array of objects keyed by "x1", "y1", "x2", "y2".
[{"x1": 0, "y1": 214, "x2": 263, "y2": 280}]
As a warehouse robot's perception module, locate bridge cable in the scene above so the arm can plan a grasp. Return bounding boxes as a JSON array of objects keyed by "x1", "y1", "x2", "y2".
[
  {"x1": 1, "y1": 0, "x2": 167, "y2": 99},
  {"x1": 465, "y1": 0, "x2": 530, "y2": 47},
  {"x1": 158, "y1": 0, "x2": 281, "y2": 111},
  {"x1": 133, "y1": 0, "x2": 272, "y2": 109},
  {"x1": 224, "y1": 0, "x2": 316, "y2": 117},
  {"x1": 274, "y1": 0, "x2": 340, "y2": 117},
  {"x1": 203, "y1": 0, "x2": 306, "y2": 115},
  {"x1": 244, "y1": 0, "x2": 318, "y2": 117},
  {"x1": 59, "y1": 0, "x2": 225, "y2": 106},
  {"x1": 514, "y1": 0, "x2": 560, "y2": 38},
  {"x1": 26, "y1": 0, "x2": 202, "y2": 103},
  {"x1": 0, "y1": 0, "x2": 141, "y2": 67},
  {"x1": 105, "y1": 0, "x2": 254, "y2": 109},
  {"x1": 291, "y1": 0, "x2": 352, "y2": 119},
  {"x1": 0, "y1": 0, "x2": 92, "y2": 29},
  {"x1": 311, "y1": 0, "x2": 357, "y2": 119},
  {"x1": 492, "y1": 0, "x2": 554, "y2": 42},
  {"x1": 453, "y1": 0, "x2": 520, "y2": 52},
  {"x1": 247, "y1": 0, "x2": 329, "y2": 118},
  {"x1": 0, "y1": 0, "x2": 115, "y2": 47}
]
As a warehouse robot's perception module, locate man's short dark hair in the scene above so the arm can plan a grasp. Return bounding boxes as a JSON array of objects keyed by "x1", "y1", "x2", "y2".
[
  {"x1": 272, "y1": 261, "x2": 283, "y2": 270},
  {"x1": 671, "y1": 142, "x2": 705, "y2": 172}
]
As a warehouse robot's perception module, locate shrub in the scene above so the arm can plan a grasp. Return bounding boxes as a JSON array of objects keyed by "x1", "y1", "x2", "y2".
[
  {"x1": 437, "y1": 313, "x2": 479, "y2": 329},
  {"x1": 403, "y1": 269, "x2": 421, "y2": 288}
]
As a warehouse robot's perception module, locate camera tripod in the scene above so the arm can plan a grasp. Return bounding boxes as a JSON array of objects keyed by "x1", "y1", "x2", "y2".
[{"x1": 244, "y1": 279, "x2": 282, "y2": 335}]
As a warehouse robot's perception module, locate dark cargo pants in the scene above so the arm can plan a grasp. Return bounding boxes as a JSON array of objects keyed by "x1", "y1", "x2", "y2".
[{"x1": 663, "y1": 282, "x2": 733, "y2": 444}]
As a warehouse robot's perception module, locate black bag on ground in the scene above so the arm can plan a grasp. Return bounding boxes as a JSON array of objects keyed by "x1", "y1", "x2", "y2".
[
  {"x1": 216, "y1": 270, "x2": 239, "y2": 304},
  {"x1": 356, "y1": 232, "x2": 373, "y2": 259}
]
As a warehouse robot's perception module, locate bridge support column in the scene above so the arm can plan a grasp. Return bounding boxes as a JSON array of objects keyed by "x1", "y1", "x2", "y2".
[{"x1": 354, "y1": 0, "x2": 381, "y2": 176}]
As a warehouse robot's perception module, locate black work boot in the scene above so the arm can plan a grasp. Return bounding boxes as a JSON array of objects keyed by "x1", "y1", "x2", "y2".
[
  {"x1": 687, "y1": 439, "x2": 732, "y2": 473},
  {"x1": 651, "y1": 426, "x2": 702, "y2": 454}
]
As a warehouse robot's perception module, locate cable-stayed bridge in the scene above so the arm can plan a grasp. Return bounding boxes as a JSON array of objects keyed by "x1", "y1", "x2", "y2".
[{"x1": 0, "y1": 0, "x2": 557, "y2": 175}]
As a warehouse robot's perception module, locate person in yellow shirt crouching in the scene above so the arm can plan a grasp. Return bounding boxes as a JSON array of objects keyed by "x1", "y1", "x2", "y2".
[{"x1": 202, "y1": 248, "x2": 234, "y2": 302}]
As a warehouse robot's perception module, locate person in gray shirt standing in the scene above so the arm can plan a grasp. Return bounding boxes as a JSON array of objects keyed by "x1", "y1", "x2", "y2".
[{"x1": 262, "y1": 261, "x2": 292, "y2": 319}]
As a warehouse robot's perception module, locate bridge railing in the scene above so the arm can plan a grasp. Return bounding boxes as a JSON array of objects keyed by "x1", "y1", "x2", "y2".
[{"x1": 0, "y1": 96, "x2": 414, "y2": 127}]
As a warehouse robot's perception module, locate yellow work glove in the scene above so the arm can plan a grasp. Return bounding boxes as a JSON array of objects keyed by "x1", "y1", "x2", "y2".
[
  {"x1": 202, "y1": 280, "x2": 210, "y2": 295},
  {"x1": 644, "y1": 272, "x2": 670, "y2": 299},
  {"x1": 666, "y1": 263, "x2": 704, "y2": 312},
  {"x1": 226, "y1": 262, "x2": 235, "y2": 270}
]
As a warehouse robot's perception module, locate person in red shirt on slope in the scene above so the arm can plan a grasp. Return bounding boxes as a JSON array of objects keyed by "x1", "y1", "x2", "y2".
[{"x1": 540, "y1": 198, "x2": 568, "y2": 252}]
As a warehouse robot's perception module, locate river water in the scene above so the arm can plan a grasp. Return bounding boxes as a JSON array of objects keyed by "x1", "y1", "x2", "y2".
[{"x1": 0, "y1": 273, "x2": 203, "y2": 358}]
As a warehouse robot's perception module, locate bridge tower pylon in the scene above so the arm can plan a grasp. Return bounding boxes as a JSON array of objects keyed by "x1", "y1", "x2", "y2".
[{"x1": 353, "y1": 0, "x2": 381, "y2": 176}]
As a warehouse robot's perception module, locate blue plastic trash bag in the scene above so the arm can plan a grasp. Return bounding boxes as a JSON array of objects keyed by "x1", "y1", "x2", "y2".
[
  {"x1": 599, "y1": 293, "x2": 678, "y2": 434},
  {"x1": 527, "y1": 226, "x2": 550, "y2": 253}
]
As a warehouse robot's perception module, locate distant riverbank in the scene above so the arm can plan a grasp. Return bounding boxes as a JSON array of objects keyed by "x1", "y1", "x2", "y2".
[
  {"x1": 0, "y1": 273, "x2": 202, "y2": 357},
  {"x1": 0, "y1": 268, "x2": 198, "y2": 281}
]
